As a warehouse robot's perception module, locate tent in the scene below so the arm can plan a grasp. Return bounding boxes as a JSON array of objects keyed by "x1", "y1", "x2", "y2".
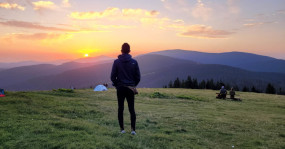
[
  {"x1": 0, "y1": 89, "x2": 5, "y2": 97},
  {"x1": 94, "y1": 85, "x2": 108, "y2": 91}
]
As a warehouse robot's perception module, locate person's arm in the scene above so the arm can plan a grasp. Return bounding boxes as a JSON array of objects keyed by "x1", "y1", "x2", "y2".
[
  {"x1": 111, "y1": 61, "x2": 118, "y2": 87},
  {"x1": 134, "y1": 62, "x2": 141, "y2": 86}
]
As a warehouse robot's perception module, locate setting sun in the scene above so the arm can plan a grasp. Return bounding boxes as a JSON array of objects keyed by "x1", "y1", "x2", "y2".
[{"x1": 84, "y1": 54, "x2": 89, "y2": 57}]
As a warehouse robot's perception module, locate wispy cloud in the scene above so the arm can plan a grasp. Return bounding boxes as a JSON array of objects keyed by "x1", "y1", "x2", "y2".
[
  {"x1": 0, "y1": 20, "x2": 77, "y2": 32},
  {"x1": 70, "y1": 8, "x2": 159, "y2": 20},
  {"x1": 179, "y1": 25, "x2": 234, "y2": 39},
  {"x1": 69, "y1": 6, "x2": 234, "y2": 39},
  {"x1": 192, "y1": 0, "x2": 212, "y2": 21},
  {"x1": 93, "y1": 24, "x2": 136, "y2": 29},
  {"x1": 276, "y1": 9, "x2": 285, "y2": 15},
  {"x1": 122, "y1": 9, "x2": 159, "y2": 17},
  {"x1": 227, "y1": 0, "x2": 240, "y2": 14},
  {"x1": 32, "y1": 1, "x2": 56, "y2": 11},
  {"x1": 70, "y1": 8, "x2": 120, "y2": 19},
  {"x1": 62, "y1": 0, "x2": 70, "y2": 8},
  {"x1": 243, "y1": 22, "x2": 264, "y2": 27},
  {"x1": 0, "y1": 3, "x2": 25, "y2": 11},
  {"x1": 243, "y1": 21, "x2": 277, "y2": 28},
  {"x1": 160, "y1": 0, "x2": 189, "y2": 11},
  {"x1": 3, "y1": 32, "x2": 73, "y2": 42}
]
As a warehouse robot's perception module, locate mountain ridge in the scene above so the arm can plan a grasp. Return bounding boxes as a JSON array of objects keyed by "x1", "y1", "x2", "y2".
[
  {"x1": 151, "y1": 49, "x2": 285, "y2": 73},
  {"x1": 3, "y1": 54, "x2": 285, "y2": 92}
]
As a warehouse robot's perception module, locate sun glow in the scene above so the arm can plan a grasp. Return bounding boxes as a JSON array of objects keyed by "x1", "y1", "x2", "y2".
[{"x1": 84, "y1": 54, "x2": 89, "y2": 57}]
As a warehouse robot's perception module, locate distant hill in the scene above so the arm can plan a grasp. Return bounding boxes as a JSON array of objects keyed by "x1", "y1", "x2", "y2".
[
  {"x1": 5, "y1": 62, "x2": 112, "y2": 90},
  {"x1": 136, "y1": 55, "x2": 285, "y2": 90},
  {"x1": 0, "y1": 61, "x2": 46, "y2": 69},
  {"x1": 0, "y1": 56, "x2": 115, "y2": 70},
  {"x1": 0, "y1": 59, "x2": 74, "y2": 69},
  {"x1": 74, "y1": 55, "x2": 115, "y2": 64},
  {"x1": 0, "y1": 64, "x2": 57, "y2": 88},
  {"x1": 151, "y1": 50, "x2": 285, "y2": 73},
  {"x1": 0, "y1": 56, "x2": 114, "y2": 89},
  {"x1": 4, "y1": 54, "x2": 285, "y2": 91}
]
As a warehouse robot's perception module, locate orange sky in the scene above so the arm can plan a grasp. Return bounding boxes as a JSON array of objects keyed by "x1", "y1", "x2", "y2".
[{"x1": 0, "y1": 0, "x2": 285, "y2": 62}]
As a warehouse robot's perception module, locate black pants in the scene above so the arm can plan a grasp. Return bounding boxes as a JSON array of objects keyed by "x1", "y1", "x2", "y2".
[{"x1": 117, "y1": 86, "x2": 136, "y2": 131}]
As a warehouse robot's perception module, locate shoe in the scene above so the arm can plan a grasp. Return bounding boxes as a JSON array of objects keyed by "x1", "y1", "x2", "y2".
[
  {"x1": 120, "y1": 130, "x2": 126, "y2": 134},
  {"x1": 131, "y1": 131, "x2": 136, "y2": 135}
]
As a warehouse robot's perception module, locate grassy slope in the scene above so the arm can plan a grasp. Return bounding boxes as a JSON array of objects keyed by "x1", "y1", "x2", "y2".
[{"x1": 0, "y1": 88, "x2": 284, "y2": 149}]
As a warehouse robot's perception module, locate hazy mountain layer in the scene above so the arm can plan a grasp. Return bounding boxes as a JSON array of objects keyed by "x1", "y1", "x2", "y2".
[
  {"x1": 3, "y1": 54, "x2": 285, "y2": 91},
  {"x1": 151, "y1": 50, "x2": 285, "y2": 73}
]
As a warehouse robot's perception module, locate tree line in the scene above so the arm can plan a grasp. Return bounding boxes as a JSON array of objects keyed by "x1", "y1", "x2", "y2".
[{"x1": 163, "y1": 75, "x2": 284, "y2": 95}]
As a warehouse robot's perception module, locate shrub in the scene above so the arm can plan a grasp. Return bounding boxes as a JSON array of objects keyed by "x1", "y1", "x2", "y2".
[
  {"x1": 53, "y1": 88, "x2": 75, "y2": 93},
  {"x1": 150, "y1": 92, "x2": 169, "y2": 98}
]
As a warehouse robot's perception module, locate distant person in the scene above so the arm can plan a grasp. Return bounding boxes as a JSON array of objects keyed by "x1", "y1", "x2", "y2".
[
  {"x1": 229, "y1": 87, "x2": 242, "y2": 101},
  {"x1": 216, "y1": 86, "x2": 227, "y2": 99},
  {"x1": 111, "y1": 43, "x2": 141, "y2": 135},
  {"x1": 230, "y1": 87, "x2": 235, "y2": 99}
]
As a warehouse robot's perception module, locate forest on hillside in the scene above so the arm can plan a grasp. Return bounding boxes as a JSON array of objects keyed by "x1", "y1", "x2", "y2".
[{"x1": 164, "y1": 76, "x2": 285, "y2": 95}]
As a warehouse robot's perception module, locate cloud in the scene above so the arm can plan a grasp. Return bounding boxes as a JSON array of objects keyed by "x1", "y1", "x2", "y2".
[
  {"x1": 62, "y1": 0, "x2": 70, "y2": 7},
  {"x1": 93, "y1": 24, "x2": 136, "y2": 29},
  {"x1": 179, "y1": 25, "x2": 234, "y2": 39},
  {"x1": 160, "y1": 0, "x2": 192, "y2": 13},
  {"x1": 243, "y1": 21, "x2": 277, "y2": 28},
  {"x1": 70, "y1": 8, "x2": 159, "y2": 20},
  {"x1": 68, "y1": 6, "x2": 232, "y2": 39},
  {"x1": 227, "y1": 0, "x2": 240, "y2": 14},
  {"x1": 0, "y1": 3, "x2": 25, "y2": 11},
  {"x1": 192, "y1": 0, "x2": 212, "y2": 21},
  {"x1": 3, "y1": 32, "x2": 73, "y2": 42},
  {"x1": 243, "y1": 23, "x2": 264, "y2": 27},
  {"x1": 0, "y1": 20, "x2": 77, "y2": 32},
  {"x1": 32, "y1": 1, "x2": 56, "y2": 11},
  {"x1": 122, "y1": 9, "x2": 159, "y2": 17},
  {"x1": 277, "y1": 10, "x2": 285, "y2": 15},
  {"x1": 173, "y1": 19, "x2": 184, "y2": 24},
  {"x1": 70, "y1": 8, "x2": 120, "y2": 19}
]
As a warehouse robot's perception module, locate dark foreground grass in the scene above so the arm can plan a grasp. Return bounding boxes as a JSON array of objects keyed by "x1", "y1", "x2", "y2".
[{"x1": 0, "y1": 88, "x2": 284, "y2": 149}]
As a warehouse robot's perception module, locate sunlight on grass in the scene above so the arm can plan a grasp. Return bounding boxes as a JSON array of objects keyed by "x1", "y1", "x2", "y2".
[{"x1": 0, "y1": 88, "x2": 284, "y2": 148}]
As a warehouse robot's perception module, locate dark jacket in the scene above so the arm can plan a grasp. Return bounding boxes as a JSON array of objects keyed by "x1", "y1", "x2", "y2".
[
  {"x1": 111, "y1": 54, "x2": 141, "y2": 87},
  {"x1": 220, "y1": 88, "x2": 227, "y2": 94}
]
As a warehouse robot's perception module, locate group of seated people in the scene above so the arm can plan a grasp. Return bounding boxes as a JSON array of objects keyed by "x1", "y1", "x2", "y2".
[{"x1": 216, "y1": 86, "x2": 241, "y2": 101}]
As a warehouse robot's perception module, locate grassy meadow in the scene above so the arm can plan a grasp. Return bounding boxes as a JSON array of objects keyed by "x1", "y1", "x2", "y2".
[{"x1": 0, "y1": 88, "x2": 284, "y2": 149}]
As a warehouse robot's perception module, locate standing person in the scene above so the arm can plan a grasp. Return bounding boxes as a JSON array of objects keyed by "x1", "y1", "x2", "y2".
[{"x1": 111, "y1": 43, "x2": 141, "y2": 135}]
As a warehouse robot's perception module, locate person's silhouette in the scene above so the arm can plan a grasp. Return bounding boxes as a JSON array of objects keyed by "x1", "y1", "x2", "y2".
[{"x1": 111, "y1": 43, "x2": 141, "y2": 135}]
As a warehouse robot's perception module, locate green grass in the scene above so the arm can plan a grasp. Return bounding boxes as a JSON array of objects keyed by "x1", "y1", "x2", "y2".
[{"x1": 0, "y1": 88, "x2": 284, "y2": 149}]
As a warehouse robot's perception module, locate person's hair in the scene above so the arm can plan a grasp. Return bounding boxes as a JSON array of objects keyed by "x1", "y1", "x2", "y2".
[{"x1": 121, "y1": 43, "x2": 130, "y2": 54}]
